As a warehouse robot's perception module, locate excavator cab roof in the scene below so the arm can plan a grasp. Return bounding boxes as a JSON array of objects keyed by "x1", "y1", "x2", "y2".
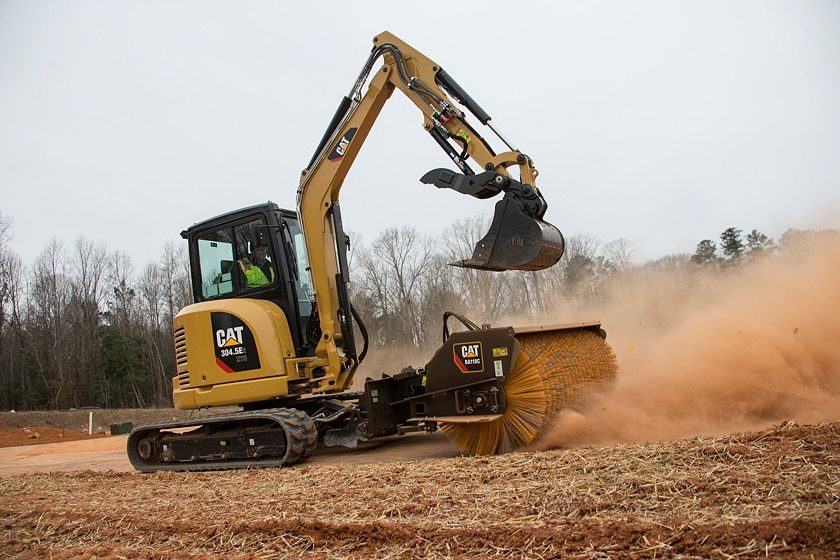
[{"x1": 180, "y1": 202, "x2": 286, "y2": 239}]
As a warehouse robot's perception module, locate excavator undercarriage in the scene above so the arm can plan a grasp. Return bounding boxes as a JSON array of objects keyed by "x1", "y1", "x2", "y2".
[{"x1": 128, "y1": 319, "x2": 615, "y2": 471}]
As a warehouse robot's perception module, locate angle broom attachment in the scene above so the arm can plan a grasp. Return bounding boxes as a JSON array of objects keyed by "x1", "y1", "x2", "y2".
[{"x1": 440, "y1": 328, "x2": 618, "y2": 455}]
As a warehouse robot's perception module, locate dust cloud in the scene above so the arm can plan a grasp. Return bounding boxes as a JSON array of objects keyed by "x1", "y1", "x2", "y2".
[{"x1": 538, "y1": 238, "x2": 840, "y2": 448}]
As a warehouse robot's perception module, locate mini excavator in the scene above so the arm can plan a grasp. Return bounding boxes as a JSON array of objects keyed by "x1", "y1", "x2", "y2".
[{"x1": 127, "y1": 32, "x2": 617, "y2": 471}]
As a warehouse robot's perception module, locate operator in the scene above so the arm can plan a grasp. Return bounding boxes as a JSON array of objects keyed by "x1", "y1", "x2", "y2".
[{"x1": 238, "y1": 245, "x2": 275, "y2": 288}]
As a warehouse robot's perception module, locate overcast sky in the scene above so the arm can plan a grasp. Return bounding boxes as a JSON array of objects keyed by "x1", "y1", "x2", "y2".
[{"x1": 2, "y1": 0, "x2": 838, "y2": 267}]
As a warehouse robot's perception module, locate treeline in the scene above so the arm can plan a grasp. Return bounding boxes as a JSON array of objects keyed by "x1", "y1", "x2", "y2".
[
  {"x1": 347, "y1": 217, "x2": 635, "y2": 351},
  {"x1": 691, "y1": 227, "x2": 775, "y2": 264},
  {"x1": 0, "y1": 210, "x2": 835, "y2": 410},
  {"x1": 0, "y1": 213, "x2": 192, "y2": 410}
]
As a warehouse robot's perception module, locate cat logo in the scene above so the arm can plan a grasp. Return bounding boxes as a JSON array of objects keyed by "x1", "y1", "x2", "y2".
[
  {"x1": 335, "y1": 137, "x2": 350, "y2": 156},
  {"x1": 216, "y1": 326, "x2": 244, "y2": 348},
  {"x1": 328, "y1": 128, "x2": 358, "y2": 162},
  {"x1": 453, "y1": 342, "x2": 484, "y2": 373}
]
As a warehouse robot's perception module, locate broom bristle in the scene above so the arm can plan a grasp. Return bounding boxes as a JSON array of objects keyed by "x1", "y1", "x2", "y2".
[{"x1": 439, "y1": 329, "x2": 618, "y2": 455}]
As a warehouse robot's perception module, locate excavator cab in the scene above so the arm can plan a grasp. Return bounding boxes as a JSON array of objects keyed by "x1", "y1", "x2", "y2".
[{"x1": 181, "y1": 203, "x2": 317, "y2": 357}]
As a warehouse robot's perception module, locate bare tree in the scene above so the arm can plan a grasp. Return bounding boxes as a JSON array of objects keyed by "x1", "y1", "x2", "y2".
[
  {"x1": 66, "y1": 238, "x2": 108, "y2": 405},
  {"x1": 0, "y1": 214, "x2": 30, "y2": 408},
  {"x1": 370, "y1": 227, "x2": 434, "y2": 348},
  {"x1": 354, "y1": 246, "x2": 394, "y2": 345},
  {"x1": 416, "y1": 253, "x2": 461, "y2": 344},
  {"x1": 602, "y1": 238, "x2": 634, "y2": 271},
  {"x1": 352, "y1": 227, "x2": 436, "y2": 348},
  {"x1": 0, "y1": 254, "x2": 27, "y2": 409},
  {"x1": 9, "y1": 211, "x2": 829, "y2": 413},
  {"x1": 0, "y1": 212, "x2": 16, "y2": 339},
  {"x1": 565, "y1": 233, "x2": 601, "y2": 262},
  {"x1": 160, "y1": 242, "x2": 192, "y2": 325},
  {"x1": 443, "y1": 216, "x2": 511, "y2": 321},
  {"x1": 29, "y1": 240, "x2": 72, "y2": 407},
  {"x1": 102, "y1": 251, "x2": 146, "y2": 407},
  {"x1": 551, "y1": 233, "x2": 602, "y2": 304}
]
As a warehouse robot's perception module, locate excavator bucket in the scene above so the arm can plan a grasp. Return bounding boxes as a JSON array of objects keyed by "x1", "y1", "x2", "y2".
[
  {"x1": 452, "y1": 197, "x2": 565, "y2": 272},
  {"x1": 420, "y1": 168, "x2": 564, "y2": 272}
]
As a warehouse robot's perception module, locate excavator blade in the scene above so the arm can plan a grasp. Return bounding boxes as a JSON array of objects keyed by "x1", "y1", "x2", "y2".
[
  {"x1": 452, "y1": 197, "x2": 565, "y2": 272},
  {"x1": 439, "y1": 322, "x2": 617, "y2": 455}
]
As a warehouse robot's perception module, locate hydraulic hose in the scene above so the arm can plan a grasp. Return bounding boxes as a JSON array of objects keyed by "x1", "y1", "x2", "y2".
[
  {"x1": 442, "y1": 311, "x2": 480, "y2": 343},
  {"x1": 350, "y1": 301, "x2": 369, "y2": 364}
]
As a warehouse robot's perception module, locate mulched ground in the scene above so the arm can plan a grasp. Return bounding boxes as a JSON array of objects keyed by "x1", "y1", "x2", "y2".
[{"x1": 0, "y1": 421, "x2": 837, "y2": 559}]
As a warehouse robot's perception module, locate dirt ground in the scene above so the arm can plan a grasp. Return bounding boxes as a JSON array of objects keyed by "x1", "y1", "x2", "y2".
[
  {"x1": 0, "y1": 431, "x2": 460, "y2": 476},
  {"x1": 0, "y1": 421, "x2": 837, "y2": 559},
  {"x1": 0, "y1": 427, "x2": 109, "y2": 448},
  {"x1": 0, "y1": 408, "x2": 238, "y2": 431}
]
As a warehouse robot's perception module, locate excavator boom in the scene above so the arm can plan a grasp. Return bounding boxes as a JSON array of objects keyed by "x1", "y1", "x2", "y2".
[
  {"x1": 298, "y1": 32, "x2": 570, "y2": 389},
  {"x1": 302, "y1": 33, "x2": 563, "y2": 276}
]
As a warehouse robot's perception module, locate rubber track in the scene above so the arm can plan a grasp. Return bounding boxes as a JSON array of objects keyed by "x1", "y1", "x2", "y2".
[{"x1": 127, "y1": 408, "x2": 318, "y2": 472}]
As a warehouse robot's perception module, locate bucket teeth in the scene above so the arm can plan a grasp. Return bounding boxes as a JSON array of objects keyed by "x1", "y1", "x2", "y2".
[{"x1": 440, "y1": 329, "x2": 617, "y2": 455}]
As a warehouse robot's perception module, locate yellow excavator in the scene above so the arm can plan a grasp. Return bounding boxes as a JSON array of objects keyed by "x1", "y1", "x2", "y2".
[{"x1": 127, "y1": 32, "x2": 617, "y2": 471}]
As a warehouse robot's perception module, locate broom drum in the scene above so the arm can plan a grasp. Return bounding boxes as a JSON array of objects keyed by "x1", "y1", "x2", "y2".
[{"x1": 439, "y1": 327, "x2": 618, "y2": 455}]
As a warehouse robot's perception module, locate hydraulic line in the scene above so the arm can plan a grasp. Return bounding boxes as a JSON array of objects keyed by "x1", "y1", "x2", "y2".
[{"x1": 350, "y1": 301, "x2": 369, "y2": 364}]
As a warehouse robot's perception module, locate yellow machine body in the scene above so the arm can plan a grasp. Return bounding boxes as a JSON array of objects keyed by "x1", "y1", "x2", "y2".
[{"x1": 172, "y1": 299, "x2": 298, "y2": 410}]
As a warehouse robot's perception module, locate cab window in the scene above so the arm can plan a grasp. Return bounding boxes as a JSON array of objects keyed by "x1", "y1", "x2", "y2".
[
  {"x1": 197, "y1": 217, "x2": 276, "y2": 299},
  {"x1": 285, "y1": 218, "x2": 314, "y2": 326}
]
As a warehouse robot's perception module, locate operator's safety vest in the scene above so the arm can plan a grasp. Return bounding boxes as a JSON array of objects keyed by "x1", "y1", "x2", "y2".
[{"x1": 238, "y1": 258, "x2": 275, "y2": 287}]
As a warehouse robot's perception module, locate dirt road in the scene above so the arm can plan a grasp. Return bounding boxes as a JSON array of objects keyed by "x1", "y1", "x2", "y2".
[{"x1": 0, "y1": 431, "x2": 460, "y2": 476}]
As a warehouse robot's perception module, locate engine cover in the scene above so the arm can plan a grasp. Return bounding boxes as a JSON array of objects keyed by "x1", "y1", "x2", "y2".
[{"x1": 172, "y1": 299, "x2": 297, "y2": 410}]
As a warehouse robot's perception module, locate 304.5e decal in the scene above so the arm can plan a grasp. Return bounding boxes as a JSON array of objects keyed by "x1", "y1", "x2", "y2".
[{"x1": 211, "y1": 312, "x2": 261, "y2": 373}]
